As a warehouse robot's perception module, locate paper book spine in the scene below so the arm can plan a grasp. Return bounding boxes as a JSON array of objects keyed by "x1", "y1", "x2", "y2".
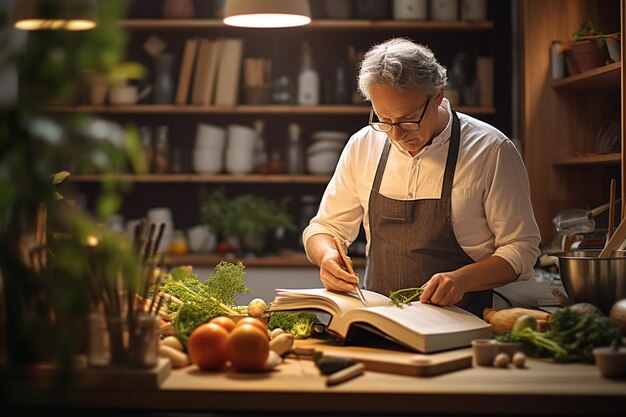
[
  {"x1": 214, "y1": 38, "x2": 244, "y2": 106},
  {"x1": 175, "y1": 37, "x2": 198, "y2": 105},
  {"x1": 191, "y1": 38, "x2": 210, "y2": 105},
  {"x1": 203, "y1": 38, "x2": 224, "y2": 105}
]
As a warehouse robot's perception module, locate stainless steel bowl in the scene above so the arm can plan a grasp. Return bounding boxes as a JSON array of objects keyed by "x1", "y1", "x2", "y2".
[{"x1": 558, "y1": 250, "x2": 626, "y2": 314}]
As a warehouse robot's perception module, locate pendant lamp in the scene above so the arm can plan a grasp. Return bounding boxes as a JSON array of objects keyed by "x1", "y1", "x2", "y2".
[
  {"x1": 14, "y1": 0, "x2": 97, "y2": 31},
  {"x1": 224, "y1": 0, "x2": 311, "y2": 28}
]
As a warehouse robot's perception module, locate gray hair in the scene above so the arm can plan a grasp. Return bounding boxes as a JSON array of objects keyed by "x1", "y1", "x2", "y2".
[{"x1": 358, "y1": 38, "x2": 447, "y2": 100}]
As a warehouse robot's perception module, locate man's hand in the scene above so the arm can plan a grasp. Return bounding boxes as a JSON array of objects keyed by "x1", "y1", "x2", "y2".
[
  {"x1": 419, "y1": 271, "x2": 465, "y2": 306},
  {"x1": 319, "y1": 249, "x2": 359, "y2": 292}
]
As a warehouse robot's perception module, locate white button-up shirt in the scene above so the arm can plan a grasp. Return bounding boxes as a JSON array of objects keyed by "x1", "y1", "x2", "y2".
[{"x1": 303, "y1": 99, "x2": 541, "y2": 279}]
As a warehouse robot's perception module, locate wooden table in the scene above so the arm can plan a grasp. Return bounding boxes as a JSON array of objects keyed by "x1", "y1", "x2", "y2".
[{"x1": 10, "y1": 342, "x2": 626, "y2": 416}]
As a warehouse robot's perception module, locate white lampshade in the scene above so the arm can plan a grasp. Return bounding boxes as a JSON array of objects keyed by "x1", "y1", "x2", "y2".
[
  {"x1": 14, "y1": 0, "x2": 97, "y2": 31},
  {"x1": 224, "y1": 0, "x2": 311, "y2": 28}
]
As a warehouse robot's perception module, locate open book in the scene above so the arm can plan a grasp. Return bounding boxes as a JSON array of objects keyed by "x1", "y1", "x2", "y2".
[{"x1": 271, "y1": 288, "x2": 492, "y2": 353}]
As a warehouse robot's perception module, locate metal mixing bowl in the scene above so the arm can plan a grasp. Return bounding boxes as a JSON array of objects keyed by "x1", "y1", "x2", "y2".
[{"x1": 557, "y1": 250, "x2": 626, "y2": 314}]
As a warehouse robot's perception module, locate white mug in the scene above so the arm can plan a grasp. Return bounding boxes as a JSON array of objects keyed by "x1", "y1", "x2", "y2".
[{"x1": 109, "y1": 84, "x2": 152, "y2": 105}]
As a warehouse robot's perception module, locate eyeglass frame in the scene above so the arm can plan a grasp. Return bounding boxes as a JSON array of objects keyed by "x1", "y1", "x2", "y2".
[{"x1": 368, "y1": 97, "x2": 431, "y2": 132}]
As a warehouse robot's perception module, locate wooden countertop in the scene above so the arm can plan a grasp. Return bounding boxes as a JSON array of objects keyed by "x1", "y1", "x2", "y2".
[{"x1": 11, "y1": 341, "x2": 626, "y2": 415}]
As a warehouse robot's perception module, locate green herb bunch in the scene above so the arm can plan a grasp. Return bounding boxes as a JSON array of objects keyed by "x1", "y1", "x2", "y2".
[
  {"x1": 267, "y1": 311, "x2": 320, "y2": 339},
  {"x1": 389, "y1": 287, "x2": 425, "y2": 308},
  {"x1": 159, "y1": 262, "x2": 252, "y2": 345},
  {"x1": 496, "y1": 307, "x2": 620, "y2": 363}
]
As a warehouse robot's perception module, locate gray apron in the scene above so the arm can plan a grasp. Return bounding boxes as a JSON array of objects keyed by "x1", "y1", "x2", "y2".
[{"x1": 365, "y1": 109, "x2": 492, "y2": 316}]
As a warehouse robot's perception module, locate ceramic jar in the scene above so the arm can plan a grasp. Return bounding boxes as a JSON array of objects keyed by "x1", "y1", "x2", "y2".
[
  {"x1": 162, "y1": 0, "x2": 194, "y2": 18},
  {"x1": 393, "y1": 0, "x2": 428, "y2": 20}
]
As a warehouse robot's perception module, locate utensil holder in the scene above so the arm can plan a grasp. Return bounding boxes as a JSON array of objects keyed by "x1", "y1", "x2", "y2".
[{"x1": 88, "y1": 312, "x2": 159, "y2": 368}]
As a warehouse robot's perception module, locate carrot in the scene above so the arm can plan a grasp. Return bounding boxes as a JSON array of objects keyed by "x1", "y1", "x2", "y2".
[{"x1": 483, "y1": 308, "x2": 550, "y2": 335}]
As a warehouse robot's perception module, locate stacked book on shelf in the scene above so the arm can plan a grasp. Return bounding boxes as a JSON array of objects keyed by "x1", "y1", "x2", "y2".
[{"x1": 176, "y1": 37, "x2": 244, "y2": 106}]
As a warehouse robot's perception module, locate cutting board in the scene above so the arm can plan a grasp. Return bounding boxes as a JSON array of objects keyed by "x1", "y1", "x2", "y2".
[{"x1": 295, "y1": 339, "x2": 473, "y2": 377}]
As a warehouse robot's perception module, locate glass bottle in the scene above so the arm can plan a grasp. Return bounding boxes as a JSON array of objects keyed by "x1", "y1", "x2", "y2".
[
  {"x1": 253, "y1": 119, "x2": 268, "y2": 173},
  {"x1": 139, "y1": 126, "x2": 153, "y2": 173},
  {"x1": 297, "y1": 42, "x2": 320, "y2": 105},
  {"x1": 154, "y1": 125, "x2": 170, "y2": 174},
  {"x1": 334, "y1": 63, "x2": 349, "y2": 104},
  {"x1": 287, "y1": 123, "x2": 303, "y2": 175},
  {"x1": 154, "y1": 53, "x2": 175, "y2": 104}
]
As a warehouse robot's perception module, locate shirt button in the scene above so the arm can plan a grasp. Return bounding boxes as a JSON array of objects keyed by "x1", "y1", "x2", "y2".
[{"x1": 408, "y1": 193, "x2": 413, "y2": 198}]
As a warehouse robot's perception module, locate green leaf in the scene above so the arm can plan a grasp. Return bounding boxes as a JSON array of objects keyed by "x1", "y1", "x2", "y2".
[{"x1": 52, "y1": 171, "x2": 70, "y2": 185}]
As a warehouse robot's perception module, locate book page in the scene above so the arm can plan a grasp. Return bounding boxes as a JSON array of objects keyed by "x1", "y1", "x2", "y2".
[{"x1": 271, "y1": 288, "x2": 390, "y2": 316}]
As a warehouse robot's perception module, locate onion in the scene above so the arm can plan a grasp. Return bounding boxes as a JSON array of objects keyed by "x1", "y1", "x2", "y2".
[{"x1": 609, "y1": 299, "x2": 626, "y2": 334}]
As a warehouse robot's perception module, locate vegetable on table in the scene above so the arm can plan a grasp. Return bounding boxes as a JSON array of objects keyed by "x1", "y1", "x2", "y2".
[
  {"x1": 159, "y1": 262, "x2": 252, "y2": 345},
  {"x1": 389, "y1": 287, "x2": 424, "y2": 308},
  {"x1": 496, "y1": 307, "x2": 620, "y2": 363},
  {"x1": 247, "y1": 298, "x2": 268, "y2": 318},
  {"x1": 267, "y1": 311, "x2": 320, "y2": 339},
  {"x1": 483, "y1": 307, "x2": 551, "y2": 335}
]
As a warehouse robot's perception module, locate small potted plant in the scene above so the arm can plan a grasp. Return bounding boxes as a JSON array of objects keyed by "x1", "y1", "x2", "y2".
[
  {"x1": 571, "y1": 21, "x2": 608, "y2": 73},
  {"x1": 200, "y1": 190, "x2": 296, "y2": 255}
]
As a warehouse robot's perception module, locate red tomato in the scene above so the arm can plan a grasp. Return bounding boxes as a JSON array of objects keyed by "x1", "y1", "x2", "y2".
[
  {"x1": 209, "y1": 316, "x2": 236, "y2": 333},
  {"x1": 227, "y1": 324, "x2": 270, "y2": 372},
  {"x1": 188, "y1": 323, "x2": 229, "y2": 371},
  {"x1": 235, "y1": 317, "x2": 267, "y2": 337}
]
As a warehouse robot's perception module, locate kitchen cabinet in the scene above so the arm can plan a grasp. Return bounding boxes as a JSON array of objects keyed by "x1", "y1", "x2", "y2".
[
  {"x1": 519, "y1": 0, "x2": 623, "y2": 245},
  {"x1": 60, "y1": 1, "x2": 512, "y2": 266}
]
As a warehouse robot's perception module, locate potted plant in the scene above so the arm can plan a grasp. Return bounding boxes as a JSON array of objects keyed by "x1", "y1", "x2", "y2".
[
  {"x1": 0, "y1": 0, "x2": 144, "y2": 370},
  {"x1": 200, "y1": 190, "x2": 296, "y2": 255},
  {"x1": 571, "y1": 21, "x2": 608, "y2": 73}
]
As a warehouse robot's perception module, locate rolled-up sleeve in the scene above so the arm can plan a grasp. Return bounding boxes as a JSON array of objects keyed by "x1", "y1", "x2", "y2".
[
  {"x1": 302, "y1": 139, "x2": 365, "y2": 257},
  {"x1": 484, "y1": 140, "x2": 541, "y2": 279}
]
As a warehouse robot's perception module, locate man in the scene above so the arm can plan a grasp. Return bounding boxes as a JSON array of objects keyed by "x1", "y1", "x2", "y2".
[{"x1": 303, "y1": 38, "x2": 540, "y2": 316}]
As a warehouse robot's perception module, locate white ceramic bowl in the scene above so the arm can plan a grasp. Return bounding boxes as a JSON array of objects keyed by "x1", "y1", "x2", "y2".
[
  {"x1": 193, "y1": 148, "x2": 223, "y2": 174},
  {"x1": 195, "y1": 123, "x2": 226, "y2": 149},
  {"x1": 307, "y1": 150, "x2": 341, "y2": 175},
  {"x1": 227, "y1": 124, "x2": 257, "y2": 149},
  {"x1": 147, "y1": 207, "x2": 173, "y2": 223},
  {"x1": 308, "y1": 140, "x2": 345, "y2": 155},
  {"x1": 311, "y1": 130, "x2": 350, "y2": 142},
  {"x1": 187, "y1": 225, "x2": 217, "y2": 253},
  {"x1": 225, "y1": 148, "x2": 255, "y2": 174}
]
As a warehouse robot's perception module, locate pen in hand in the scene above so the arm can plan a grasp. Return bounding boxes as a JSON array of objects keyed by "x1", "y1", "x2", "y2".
[{"x1": 332, "y1": 237, "x2": 367, "y2": 305}]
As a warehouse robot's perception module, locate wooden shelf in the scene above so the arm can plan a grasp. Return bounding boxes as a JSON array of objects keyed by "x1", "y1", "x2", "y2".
[
  {"x1": 119, "y1": 19, "x2": 493, "y2": 31},
  {"x1": 553, "y1": 153, "x2": 621, "y2": 166},
  {"x1": 68, "y1": 174, "x2": 331, "y2": 184},
  {"x1": 166, "y1": 253, "x2": 366, "y2": 268},
  {"x1": 552, "y1": 62, "x2": 621, "y2": 89},
  {"x1": 48, "y1": 104, "x2": 496, "y2": 116}
]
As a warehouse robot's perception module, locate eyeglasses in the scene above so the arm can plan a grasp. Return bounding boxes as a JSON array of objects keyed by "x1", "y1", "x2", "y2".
[{"x1": 369, "y1": 98, "x2": 431, "y2": 132}]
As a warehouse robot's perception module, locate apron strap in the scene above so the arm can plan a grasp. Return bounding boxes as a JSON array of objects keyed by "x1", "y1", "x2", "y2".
[
  {"x1": 371, "y1": 138, "x2": 392, "y2": 193},
  {"x1": 441, "y1": 109, "x2": 461, "y2": 200}
]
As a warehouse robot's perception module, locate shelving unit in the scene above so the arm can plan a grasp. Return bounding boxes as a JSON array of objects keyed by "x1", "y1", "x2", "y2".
[
  {"x1": 50, "y1": 104, "x2": 496, "y2": 115},
  {"x1": 69, "y1": 174, "x2": 331, "y2": 184},
  {"x1": 166, "y1": 252, "x2": 366, "y2": 268},
  {"x1": 520, "y1": 0, "x2": 622, "y2": 243},
  {"x1": 119, "y1": 19, "x2": 494, "y2": 31},
  {"x1": 68, "y1": 2, "x2": 511, "y2": 267},
  {"x1": 552, "y1": 62, "x2": 621, "y2": 89}
]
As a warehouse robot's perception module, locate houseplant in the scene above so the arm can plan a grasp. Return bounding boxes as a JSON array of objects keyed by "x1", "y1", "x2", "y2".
[
  {"x1": 0, "y1": 0, "x2": 145, "y2": 375},
  {"x1": 200, "y1": 190, "x2": 296, "y2": 254},
  {"x1": 571, "y1": 21, "x2": 608, "y2": 72}
]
